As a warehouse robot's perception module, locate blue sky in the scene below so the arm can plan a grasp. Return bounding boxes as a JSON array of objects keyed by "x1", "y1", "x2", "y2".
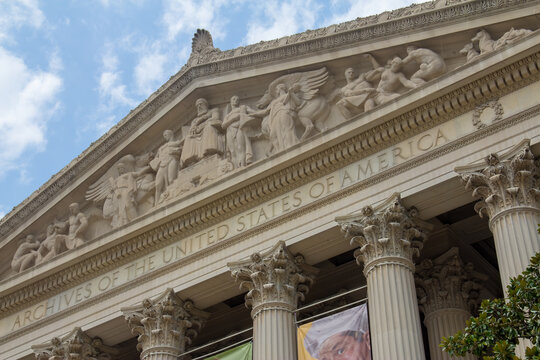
[{"x1": 0, "y1": 0, "x2": 416, "y2": 219}]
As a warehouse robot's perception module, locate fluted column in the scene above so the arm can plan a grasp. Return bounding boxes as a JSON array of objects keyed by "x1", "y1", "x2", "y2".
[
  {"x1": 416, "y1": 247, "x2": 486, "y2": 360},
  {"x1": 456, "y1": 140, "x2": 540, "y2": 293},
  {"x1": 337, "y1": 193, "x2": 428, "y2": 360},
  {"x1": 32, "y1": 327, "x2": 119, "y2": 359},
  {"x1": 228, "y1": 241, "x2": 317, "y2": 360},
  {"x1": 121, "y1": 288, "x2": 209, "y2": 360}
]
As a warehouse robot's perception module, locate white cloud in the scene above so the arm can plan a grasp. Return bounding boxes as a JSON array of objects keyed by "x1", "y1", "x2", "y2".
[
  {"x1": 0, "y1": 47, "x2": 62, "y2": 176},
  {"x1": 134, "y1": 51, "x2": 167, "y2": 95},
  {"x1": 327, "y1": 0, "x2": 416, "y2": 24},
  {"x1": 98, "y1": 49, "x2": 137, "y2": 110},
  {"x1": 0, "y1": 0, "x2": 44, "y2": 43},
  {"x1": 244, "y1": 0, "x2": 321, "y2": 44},
  {"x1": 162, "y1": 0, "x2": 230, "y2": 41}
]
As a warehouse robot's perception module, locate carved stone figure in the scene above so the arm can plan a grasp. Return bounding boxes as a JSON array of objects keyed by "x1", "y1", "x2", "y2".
[
  {"x1": 469, "y1": 28, "x2": 533, "y2": 58},
  {"x1": 52, "y1": 202, "x2": 88, "y2": 251},
  {"x1": 261, "y1": 83, "x2": 302, "y2": 153},
  {"x1": 180, "y1": 98, "x2": 225, "y2": 167},
  {"x1": 335, "y1": 67, "x2": 376, "y2": 118},
  {"x1": 222, "y1": 96, "x2": 265, "y2": 168},
  {"x1": 11, "y1": 234, "x2": 40, "y2": 273},
  {"x1": 401, "y1": 45, "x2": 446, "y2": 85},
  {"x1": 459, "y1": 42, "x2": 480, "y2": 63},
  {"x1": 86, "y1": 155, "x2": 150, "y2": 229},
  {"x1": 36, "y1": 224, "x2": 66, "y2": 264},
  {"x1": 363, "y1": 54, "x2": 417, "y2": 106},
  {"x1": 256, "y1": 67, "x2": 330, "y2": 146},
  {"x1": 150, "y1": 130, "x2": 182, "y2": 204}
]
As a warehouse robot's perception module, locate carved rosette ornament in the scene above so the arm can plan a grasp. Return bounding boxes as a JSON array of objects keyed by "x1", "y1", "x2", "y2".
[
  {"x1": 455, "y1": 140, "x2": 540, "y2": 291},
  {"x1": 416, "y1": 248, "x2": 486, "y2": 360},
  {"x1": 228, "y1": 241, "x2": 317, "y2": 360},
  {"x1": 336, "y1": 193, "x2": 429, "y2": 360},
  {"x1": 32, "y1": 327, "x2": 119, "y2": 360},
  {"x1": 121, "y1": 288, "x2": 209, "y2": 360}
]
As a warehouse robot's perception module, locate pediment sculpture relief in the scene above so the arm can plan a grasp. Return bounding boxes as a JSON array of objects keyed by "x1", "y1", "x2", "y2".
[
  {"x1": 460, "y1": 28, "x2": 533, "y2": 63},
  {"x1": 11, "y1": 202, "x2": 90, "y2": 273},
  {"x1": 333, "y1": 45, "x2": 446, "y2": 119},
  {"x1": 150, "y1": 130, "x2": 182, "y2": 205},
  {"x1": 9, "y1": 26, "x2": 533, "y2": 274},
  {"x1": 255, "y1": 67, "x2": 330, "y2": 154},
  {"x1": 180, "y1": 98, "x2": 225, "y2": 168},
  {"x1": 223, "y1": 95, "x2": 266, "y2": 169},
  {"x1": 86, "y1": 154, "x2": 155, "y2": 229}
]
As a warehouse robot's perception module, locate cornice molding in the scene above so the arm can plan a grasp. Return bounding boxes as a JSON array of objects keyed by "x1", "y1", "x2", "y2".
[
  {"x1": 0, "y1": 47, "x2": 539, "y2": 322},
  {"x1": 0, "y1": 0, "x2": 536, "y2": 239}
]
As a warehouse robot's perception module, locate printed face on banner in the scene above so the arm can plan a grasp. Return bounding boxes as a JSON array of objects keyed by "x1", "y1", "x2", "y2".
[{"x1": 298, "y1": 304, "x2": 371, "y2": 360}]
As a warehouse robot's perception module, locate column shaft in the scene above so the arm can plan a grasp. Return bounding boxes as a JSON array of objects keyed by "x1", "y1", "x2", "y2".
[
  {"x1": 253, "y1": 308, "x2": 297, "y2": 360},
  {"x1": 424, "y1": 309, "x2": 476, "y2": 360},
  {"x1": 367, "y1": 260, "x2": 425, "y2": 360},
  {"x1": 491, "y1": 208, "x2": 540, "y2": 292},
  {"x1": 229, "y1": 241, "x2": 317, "y2": 360},
  {"x1": 337, "y1": 194, "x2": 429, "y2": 360}
]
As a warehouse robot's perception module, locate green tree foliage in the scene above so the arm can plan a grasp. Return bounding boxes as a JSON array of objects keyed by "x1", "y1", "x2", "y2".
[{"x1": 440, "y1": 250, "x2": 540, "y2": 360}]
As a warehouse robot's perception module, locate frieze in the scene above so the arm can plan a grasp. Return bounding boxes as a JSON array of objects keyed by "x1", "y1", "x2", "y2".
[
  {"x1": 0, "y1": 0, "x2": 535, "y2": 238},
  {"x1": 0, "y1": 50, "x2": 539, "y2": 322}
]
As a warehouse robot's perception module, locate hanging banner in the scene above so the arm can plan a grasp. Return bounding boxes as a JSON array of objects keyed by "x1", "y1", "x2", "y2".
[
  {"x1": 297, "y1": 303, "x2": 371, "y2": 360},
  {"x1": 203, "y1": 341, "x2": 252, "y2": 360}
]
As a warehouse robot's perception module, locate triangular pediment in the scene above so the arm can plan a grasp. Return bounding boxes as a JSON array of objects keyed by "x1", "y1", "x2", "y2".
[{"x1": 0, "y1": 0, "x2": 539, "y2": 322}]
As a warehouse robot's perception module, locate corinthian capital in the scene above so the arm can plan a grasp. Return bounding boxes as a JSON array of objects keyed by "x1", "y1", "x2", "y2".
[
  {"x1": 228, "y1": 241, "x2": 318, "y2": 317},
  {"x1": 455, "y1": 139, "x2": 540, "y2": 219},
  {"x1": 32, "y1": 327, "x2": 119, "y2": 360},
  {"x1": 121, "y1": 288, "x2": 209, "y2": 357},
  {"x1": 336, "y1": 193, "x2": 428, "y2": 273},
  {"x1": 416, "y1": 247, "x2": 487, "y2": 315}
]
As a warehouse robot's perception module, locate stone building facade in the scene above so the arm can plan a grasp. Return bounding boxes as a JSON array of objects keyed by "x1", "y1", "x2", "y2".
[{"x1": 1, "y1": 0, "x2": 539, "y2": 359}]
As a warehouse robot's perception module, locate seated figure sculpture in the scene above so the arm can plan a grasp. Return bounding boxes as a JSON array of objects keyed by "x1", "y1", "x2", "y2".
[
  {"x1": 11, "y1": 234, "x2": 40, "y2": 273},
  {"x1": 180, "y1": 98, "x2": 224, "y2": 167},
  {"x1": 336, "y1": 67, "x2": 376, "y2": 118},
  {"x1": 36, "y1": 224, "x2": 66, "y2": 264},
  {"x1": 401, "y1": 45, "x2": 446, "y2": 85}
]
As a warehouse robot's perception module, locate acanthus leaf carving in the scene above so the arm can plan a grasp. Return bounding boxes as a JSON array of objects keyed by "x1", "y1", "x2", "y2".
[
  {"x1": 32, "y1": 327, "x2": 120, "y2": 360},
  {"x1": 336, "y1": 193, "x2": 428, "y2": 274},
  {"x1": 415, "y1": 247, "x2": 487, "y2": 315},
  {"x1": 228, "y1": 241, "x2": 318, "y2": 318},
  {"x1": 121, "y1": 288, "x2": 209, "y2": 357},
  {"x1": 456, "y1": 140, "x2": 540, "y2": 220}
]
